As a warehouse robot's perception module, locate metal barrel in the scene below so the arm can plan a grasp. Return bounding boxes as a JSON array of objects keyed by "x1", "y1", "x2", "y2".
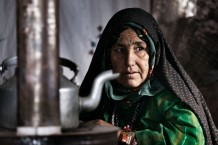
[{"x1": 16, "y1": 0, "x2": 60, "y2": 135}]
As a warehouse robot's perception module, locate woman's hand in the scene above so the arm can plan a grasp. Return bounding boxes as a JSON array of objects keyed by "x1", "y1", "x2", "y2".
[{"x1": 81, "y1": 119, "x2": 122, "y2": 137}]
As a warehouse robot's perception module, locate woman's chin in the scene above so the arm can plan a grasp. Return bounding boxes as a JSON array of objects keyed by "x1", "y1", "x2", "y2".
[{"x1": 119, "y1": 80, "x2": 141, "y2": 89}]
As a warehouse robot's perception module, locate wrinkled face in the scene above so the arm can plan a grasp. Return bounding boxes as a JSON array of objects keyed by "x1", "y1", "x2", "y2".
[{"x1": 110, "y1": 28, "x2": 149, "y2": 88}]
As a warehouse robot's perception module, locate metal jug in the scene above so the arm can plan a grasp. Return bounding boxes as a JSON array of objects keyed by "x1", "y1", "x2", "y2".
[{"x1": 0, "y1": 57, "x2": 119, "y2": 130}]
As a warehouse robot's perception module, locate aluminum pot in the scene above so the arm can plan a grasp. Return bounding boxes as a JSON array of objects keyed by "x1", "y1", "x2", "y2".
[{"x1": 0, "y1": 57, "x2": 119, "y2": 130}]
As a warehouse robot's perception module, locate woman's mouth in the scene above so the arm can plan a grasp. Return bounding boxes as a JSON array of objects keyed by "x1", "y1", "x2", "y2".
[{"x1": 123, "y1": 72, "x2": 138, "y2": 78}]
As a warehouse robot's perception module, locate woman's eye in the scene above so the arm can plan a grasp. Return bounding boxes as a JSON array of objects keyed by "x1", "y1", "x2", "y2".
[
  {"x1": 135, "y1": 47, "x2": 146, "y2": 52},
  {"x1": 114, "y1": 48, "x2": 126, "y2": 53},
  {"x1": 134, "y1": 47, "x2": 147, "y2": 57}
]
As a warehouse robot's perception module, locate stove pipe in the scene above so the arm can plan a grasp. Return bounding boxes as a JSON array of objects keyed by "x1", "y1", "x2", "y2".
[{"x1": 16, "y1": 0, "x2": 60, "y2": 136}]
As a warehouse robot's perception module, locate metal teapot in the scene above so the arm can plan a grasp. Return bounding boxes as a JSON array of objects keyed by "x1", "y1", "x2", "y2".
[{"x1": 0, "y1": 57, "x2": 119, "y2": 130}]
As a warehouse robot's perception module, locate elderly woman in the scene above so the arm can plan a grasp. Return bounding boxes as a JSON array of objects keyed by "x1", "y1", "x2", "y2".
[{"x1": 79, "y1": 8, "x2": 218, "y2": 145}]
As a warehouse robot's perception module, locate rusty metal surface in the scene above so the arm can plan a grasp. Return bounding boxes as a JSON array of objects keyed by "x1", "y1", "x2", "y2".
[{"x1": 17, "y1": 0, "x2": 60, "y2": 128}]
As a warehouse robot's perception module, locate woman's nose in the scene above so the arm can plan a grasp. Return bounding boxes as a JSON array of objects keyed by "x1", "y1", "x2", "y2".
[{"x1": 125, "y1": 50, "x2": 136, "y2": 66}]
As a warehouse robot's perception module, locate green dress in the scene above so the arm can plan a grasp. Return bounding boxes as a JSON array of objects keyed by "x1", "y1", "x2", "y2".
[{"x1": 103, "y1": 89, "x2": 205, "y2": 145}]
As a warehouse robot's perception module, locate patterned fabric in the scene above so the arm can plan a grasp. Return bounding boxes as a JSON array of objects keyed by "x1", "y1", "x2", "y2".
[
  {"x1": 79, "y1": 8, "x2": 218, "y2": 144},
  {"x1": 103, "y1": 90, "x2": 205, "y2": 145}
]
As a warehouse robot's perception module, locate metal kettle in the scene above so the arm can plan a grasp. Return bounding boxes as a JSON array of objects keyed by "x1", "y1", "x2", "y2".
[{"x1": 0, "y1": 57, "x2": 119, "y2": 131}]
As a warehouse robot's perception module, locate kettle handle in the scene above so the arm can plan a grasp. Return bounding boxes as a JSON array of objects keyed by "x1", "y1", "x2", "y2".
[
  {"x1": 59, "y1": 57, "x2": 79, "y2": 82},
  {"x1": 0, "y1": 56, "x2": 17, "y2": 75},
  {"x1": 0, "y1": 56, "x2": 79, "y2": 82}
]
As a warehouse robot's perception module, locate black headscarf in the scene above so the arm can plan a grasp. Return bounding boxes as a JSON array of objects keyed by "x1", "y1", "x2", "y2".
[{"x1": 79, "y1": 8, "x2": 218, "y2": 144}]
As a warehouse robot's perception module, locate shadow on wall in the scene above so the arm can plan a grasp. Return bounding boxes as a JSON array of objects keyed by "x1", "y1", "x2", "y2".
[{"x1": 153, "y1": 0, "x2": 218, "y2": 127}]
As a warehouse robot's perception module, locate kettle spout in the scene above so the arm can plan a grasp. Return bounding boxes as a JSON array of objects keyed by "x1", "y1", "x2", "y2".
[{"x1": 79, "y1": 70, "x2": 119, "y2": 112}]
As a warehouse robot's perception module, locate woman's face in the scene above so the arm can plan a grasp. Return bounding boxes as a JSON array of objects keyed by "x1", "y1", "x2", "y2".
[{"x1": 110, "y1": 28, "x2": 149, "y2": 88}]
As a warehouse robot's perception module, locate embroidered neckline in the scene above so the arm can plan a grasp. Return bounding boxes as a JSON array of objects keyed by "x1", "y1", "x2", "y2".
[{"x1": 111, "y1": 98, "x2": 145, "y2": 131}]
